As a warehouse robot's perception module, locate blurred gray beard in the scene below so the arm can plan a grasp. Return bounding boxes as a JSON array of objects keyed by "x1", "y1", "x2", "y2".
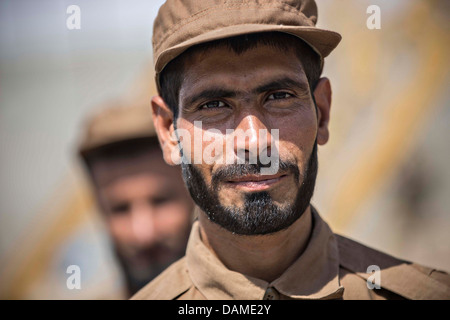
[{"x1": 180, "y1": 142, "x2": 318, "y2": 235}]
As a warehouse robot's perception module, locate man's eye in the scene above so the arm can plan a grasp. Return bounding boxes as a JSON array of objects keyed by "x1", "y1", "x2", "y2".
[
  {"x1": 199, "y1": 100, "x2": 226, "y2": 109},
  {"x1": 150, "y1": 196, "x2": 171, "y2": 206},
  {"x1": 110, "y1": 203, "x2": 130, "y2": 215},
  {"x1": 268, "y1": 92, "x2": 292, "y2": 100}
]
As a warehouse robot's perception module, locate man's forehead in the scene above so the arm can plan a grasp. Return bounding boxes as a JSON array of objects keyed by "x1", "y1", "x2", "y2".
[
  {"x1": 100, "y1": 172, "x2": 175, "y2": 196},
  {"x1": 90, "y1": 148, "x2": 172, "y2": 187},
  {"x1": 184, "y1": 41, "x2": 304, "y2": 71},
  {"x1": 179, "y1": 44, "x2": 308, "y2": 98}
]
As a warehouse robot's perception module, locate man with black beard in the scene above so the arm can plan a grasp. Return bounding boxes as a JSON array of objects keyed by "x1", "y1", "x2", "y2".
[
  {"x1": 181, "y1": 148, "x2": 315, "y2": 236},
  {"x1": 132, "y1": 0, "x2": 450, "y2": 300}
]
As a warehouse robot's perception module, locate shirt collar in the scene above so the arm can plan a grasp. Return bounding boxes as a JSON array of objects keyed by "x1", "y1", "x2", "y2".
[{"x1": 186, "y1": 206, "x2": 344, "y2": 300}]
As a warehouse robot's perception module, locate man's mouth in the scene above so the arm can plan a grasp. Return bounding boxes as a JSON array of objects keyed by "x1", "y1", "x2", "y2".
[{"x1": 225, "y1": 174, "x2": 287, "y2": 191}]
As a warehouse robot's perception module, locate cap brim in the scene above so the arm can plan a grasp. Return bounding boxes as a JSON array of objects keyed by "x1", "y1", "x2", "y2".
[{"x1": 155, "y1": 23, "x2": 342, "y2": 81}]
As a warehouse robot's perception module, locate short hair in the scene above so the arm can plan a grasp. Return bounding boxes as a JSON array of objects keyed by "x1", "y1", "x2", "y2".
[{"x1": 159, "y1": 32, "x2": 322, "y2": 120}]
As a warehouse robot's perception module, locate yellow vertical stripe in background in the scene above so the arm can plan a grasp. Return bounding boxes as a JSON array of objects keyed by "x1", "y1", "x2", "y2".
[{"x1": 328, "y1": 3, "x2": 449, "y2": 232}]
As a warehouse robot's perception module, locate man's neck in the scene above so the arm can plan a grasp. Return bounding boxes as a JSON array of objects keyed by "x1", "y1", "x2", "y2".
[{"x1": 198, "y1": 206, "x2": 313, "y2": 283}]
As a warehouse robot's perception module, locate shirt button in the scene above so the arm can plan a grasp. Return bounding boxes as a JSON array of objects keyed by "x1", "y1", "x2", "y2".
[{"x1": 263, "y1": 287, "x2": 279, "y2": 300}]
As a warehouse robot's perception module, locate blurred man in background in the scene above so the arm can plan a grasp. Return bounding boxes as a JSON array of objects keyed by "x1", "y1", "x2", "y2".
[{"x1": 78, "y1": 101, "x2": 194, "y2": 297}]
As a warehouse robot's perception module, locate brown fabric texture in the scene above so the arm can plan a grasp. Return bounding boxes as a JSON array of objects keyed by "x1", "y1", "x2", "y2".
[
  {"x1": 131, "y1": 207, "x2": 450, "y2": 300},
  {"x1": 152, "y1": 0, "x2": 342, "y2": 89},
  {"x1": 78, "y1": 102, "x2": 156, "y2": 157}
]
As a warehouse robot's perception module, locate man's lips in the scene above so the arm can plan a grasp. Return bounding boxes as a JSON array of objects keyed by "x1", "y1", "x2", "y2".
[{"x1": 225, "y1": 174, "x2": 287, "y2": 191}]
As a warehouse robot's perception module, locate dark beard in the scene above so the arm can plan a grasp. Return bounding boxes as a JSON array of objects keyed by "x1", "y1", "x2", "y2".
[
  {"x1": 114, "y1": 243, "x2": 187, "y2": 297},
  {"x1": 180, "y1": 142, "x2": 318, "y2": 235}
]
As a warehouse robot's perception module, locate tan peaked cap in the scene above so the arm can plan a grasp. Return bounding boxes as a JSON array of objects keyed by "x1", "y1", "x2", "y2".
[
  {"x1": 78, "y1": 101, "x2": 156, "y2": 158},
  {"x1": 153, "y1": 0, "x2": 342, "y2": 89}
]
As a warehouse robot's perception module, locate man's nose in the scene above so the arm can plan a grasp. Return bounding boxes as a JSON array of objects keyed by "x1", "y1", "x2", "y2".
[
  {"x1": 233, "y1": 114, "x2": 272, "y2": 162},
  {"x1": 130, "y1": 204, "x2": 157, "y2": 246}
]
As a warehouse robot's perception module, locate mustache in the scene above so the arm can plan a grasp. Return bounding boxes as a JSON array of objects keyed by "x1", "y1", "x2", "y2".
[{"x1": 212, "y1": 160, "x2": 300, "y2": 186}]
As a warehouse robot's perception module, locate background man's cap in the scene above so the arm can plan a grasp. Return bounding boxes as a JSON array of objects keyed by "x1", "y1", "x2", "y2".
[
  {"x1": 153, "y1": 0, "x2": 342, "y2": 89},
  {"x1": 78, "y1": 101, "x2": 156, "y2": 159}
]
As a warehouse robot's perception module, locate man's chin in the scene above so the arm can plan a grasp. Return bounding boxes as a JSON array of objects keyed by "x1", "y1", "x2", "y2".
[
  {"x1": 128, "y1": 250, "x2": 174, "y2": 267},
  {"x1": 182, "y1": 144, "x2": 318, "y2": 235},
  {"x1": 204, "y1": 194, "x2": 298, "y2": 235},
  {"x1": 217, "y1": 187, "x2": 297, "y2": 211}
]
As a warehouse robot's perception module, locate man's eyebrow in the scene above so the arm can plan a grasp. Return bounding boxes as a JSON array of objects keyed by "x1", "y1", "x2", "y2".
[
  {"x1": 183, "y1": 88, "x2": 238, "y2": 107},
  {"x1": 253, "y1": 77, "x2": 309, "y2": 94},
  {"x1": 183, "y1": 77, "x2": 309, "y2": 108}
]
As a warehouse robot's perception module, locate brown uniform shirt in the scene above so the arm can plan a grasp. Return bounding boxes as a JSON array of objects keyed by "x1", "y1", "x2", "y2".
[{"x1": 132, "y1": 207, "x2": 450, "y2": 300}]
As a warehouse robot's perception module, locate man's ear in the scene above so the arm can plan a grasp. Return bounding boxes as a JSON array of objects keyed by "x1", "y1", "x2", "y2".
[
  {"x1": 313, "y1": 77, "x2": 332, "y2": 145},
  {"x1": 151, "y1": 95, "x2": 179, "y2": 165}
]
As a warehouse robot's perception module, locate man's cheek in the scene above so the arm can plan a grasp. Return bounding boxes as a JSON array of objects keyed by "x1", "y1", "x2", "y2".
[
  {"x1": 200, "y1": 127, "x2": 226, "y2": 165},
  {"x1": 260, "y1": 128, "x2": 280, "y2": 175},
  {"x1": 173, "y1": 127, "x2": 194, "y2": 164},
  {"x1": 108, "y1": 216, "x2": 130, "y2": 240}
]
